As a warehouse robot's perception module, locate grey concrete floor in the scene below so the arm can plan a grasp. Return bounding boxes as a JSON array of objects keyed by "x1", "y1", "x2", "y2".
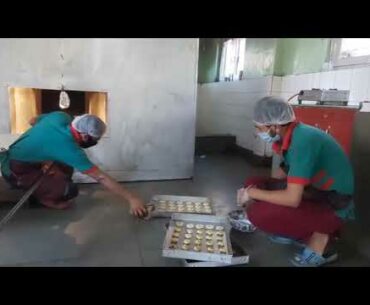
[{"x1": 0, "y1": 153, "x2": 369, "y2": 267}]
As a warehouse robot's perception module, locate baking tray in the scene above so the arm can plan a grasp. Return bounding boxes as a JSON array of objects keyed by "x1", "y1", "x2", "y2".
[
  {"x1": 146, "y1": 195, "x2": 213, "y2": 218},
  {"x1": 182, "y1": 241, "x2": 249, "y2": 267},
  {"x1": 162, "y1": 213, "x2": 233, "y2": 264}
]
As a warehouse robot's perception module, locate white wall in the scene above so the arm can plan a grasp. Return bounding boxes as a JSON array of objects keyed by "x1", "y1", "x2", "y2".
[
  {"x1": 0, "y1": 39, "x2": 199, "y2": 182},
  {"x1": 196, "y1": 76, "x2": 273, "y2": 156},
  {"x1": 196, "y1": 66, "x2": 370, "y2": 159},
  {"x1": 275, "y1": 66, "x2": 370, "y2": 104}
]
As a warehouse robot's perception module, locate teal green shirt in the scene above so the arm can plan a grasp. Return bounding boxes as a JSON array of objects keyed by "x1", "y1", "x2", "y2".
[
  {"x1": 273, "y1": 122, "x2": 355, "y2": 221},
  {"x1": 2, "y1": 112, "x2": 95, "y2": 176}
]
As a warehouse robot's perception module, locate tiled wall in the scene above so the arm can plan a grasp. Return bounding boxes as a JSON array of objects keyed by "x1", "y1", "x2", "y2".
[
  {"x1": 196, "y1": 76, "x2": 273, "y2": 156},
  {"x1": 276, "y1": 66, "x2": 370, "y2": 105},
  {"x1": 196, "y1": 66, "x2": 370, "y2": 157}
]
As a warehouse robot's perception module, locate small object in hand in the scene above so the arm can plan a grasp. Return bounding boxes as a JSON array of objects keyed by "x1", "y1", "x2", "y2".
[{"x1": 137, "y1": 207, "x2": 149, "y2": 219}]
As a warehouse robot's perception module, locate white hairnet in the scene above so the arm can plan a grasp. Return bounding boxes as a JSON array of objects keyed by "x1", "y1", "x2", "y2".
[
  {"x1": 72, "y1": 114, "x2": 106, "y2": 138},
  {"x1": 253, "y1": 96, "x2": 296, "y2": 126}
]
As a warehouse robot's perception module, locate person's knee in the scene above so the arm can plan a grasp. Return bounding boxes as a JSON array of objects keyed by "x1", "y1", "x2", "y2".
[
  {"x1": 247, "y1": 202, "x2": 275, "y2": 228},
  {"x1": 244, "y1": 176, "x2": 267, "y2": 187}
]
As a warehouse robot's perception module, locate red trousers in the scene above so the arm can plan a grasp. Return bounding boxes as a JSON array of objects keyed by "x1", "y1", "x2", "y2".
[
  {"x1": 245, "y1": 177, "x2": 343, "y2": 241},
  {"x1": 4, "y1": 160, "x2": 78, "y2": 208}
]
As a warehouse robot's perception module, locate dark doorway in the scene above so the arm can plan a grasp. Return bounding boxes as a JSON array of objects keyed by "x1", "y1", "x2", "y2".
[{"x1": 41, "y1": 89, "x2": 87, "y2": 117}]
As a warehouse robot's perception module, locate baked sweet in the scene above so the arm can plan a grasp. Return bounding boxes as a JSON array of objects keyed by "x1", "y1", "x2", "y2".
[{"x1": 193, "y1": 246, "x2": 201, "y2": 252}]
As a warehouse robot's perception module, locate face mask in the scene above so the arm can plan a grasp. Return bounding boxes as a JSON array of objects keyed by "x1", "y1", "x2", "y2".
[
  {"x1": 80, "y1": 136, "x2": 98, "y2": 149},
  {"x1": 258, "y1": 130, "x2": 281, "y2": 143}
]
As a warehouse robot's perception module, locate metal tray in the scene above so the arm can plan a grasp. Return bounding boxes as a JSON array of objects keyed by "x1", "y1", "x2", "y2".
[
  {"x1": 162, "y1": 213, "x2": 233, "y2": 264},
  {"x1": 183, "y1": 240, "x2": 249, "y2": 267},
  {"x1": 146, "y1": 195, "x2": 213, "y2": 218}
]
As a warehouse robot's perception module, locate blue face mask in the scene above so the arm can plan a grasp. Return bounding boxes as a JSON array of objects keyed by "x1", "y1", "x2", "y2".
[{"x1": 258, "y1": 131, "x2": 281, "y2": 143}]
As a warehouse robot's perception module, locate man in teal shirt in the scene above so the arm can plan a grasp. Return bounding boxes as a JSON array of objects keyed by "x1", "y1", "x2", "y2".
[
  {"x1": 238, "y1": 96, "x2": 355, "y2": 267},
  {"x1": 1, "y1": 111, "x2": 147, "y2": 218}
]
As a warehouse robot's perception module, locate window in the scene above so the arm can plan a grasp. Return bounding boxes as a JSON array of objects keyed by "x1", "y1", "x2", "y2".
[
  {"x1": 9, "y1": 87, "x2": 107, "y2": 134},
  {"x1": 219, "y1": 38, "x2": 246, "y2": 81},
  {"x1": 331, "y1": 39, "x2": 370, "y2": 67}
]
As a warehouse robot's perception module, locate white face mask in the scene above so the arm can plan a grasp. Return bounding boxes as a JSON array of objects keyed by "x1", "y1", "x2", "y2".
[{"x1": 258, "y1": 128, "x2": 281, "y2": 143}]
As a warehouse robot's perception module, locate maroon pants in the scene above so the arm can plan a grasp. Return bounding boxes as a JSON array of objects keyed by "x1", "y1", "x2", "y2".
[
  {"x1": 245, "y1": 177, "x2": 343, "y2": 242},
  {"x1": 4, "y1": 160, "x2": 78, "y2": 208}
]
